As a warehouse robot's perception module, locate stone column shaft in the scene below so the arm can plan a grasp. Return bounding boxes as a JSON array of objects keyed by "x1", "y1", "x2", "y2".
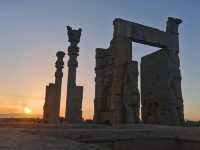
[
  {"x1": 65, "y1": 26, "x2": 83, "y2": 122},
  {"x1": 54, "y1": 51, "x2": 65, "y2": 119},
  {"x1": 43, "y1": 51, "x2": 65, "y2": 123}
]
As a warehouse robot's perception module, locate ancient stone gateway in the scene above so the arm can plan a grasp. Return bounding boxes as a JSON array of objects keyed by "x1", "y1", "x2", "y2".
[{"x1": 94, "y1": 17, "x2": 184, "y2": 126}]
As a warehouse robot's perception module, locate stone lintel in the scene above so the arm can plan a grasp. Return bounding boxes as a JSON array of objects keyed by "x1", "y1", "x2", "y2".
[{"x1": 113, "y1": 18, "x2": 180, "y2": 50}]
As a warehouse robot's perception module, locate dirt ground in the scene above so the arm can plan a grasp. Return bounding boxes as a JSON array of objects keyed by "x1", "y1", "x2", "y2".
[{"x1": 0, "y1": 122, "x2": 199, "y2": 150}]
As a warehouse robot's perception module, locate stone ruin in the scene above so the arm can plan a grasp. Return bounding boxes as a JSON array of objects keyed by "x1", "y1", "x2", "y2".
[
  {"x1": 94, "y1": 48, "x2": 140, "y2": 124},
  {"x1": 43, "y1": 17, "x2": 184, "y2": 126},
  {"x1": 43, "y1": 26, "x2": 83, "y2": 123},
  {"x1": 65, "y1": 26, "x2": 83, "y2": 123},
  {"x1": 94, "y1": 17, "x2": 184, "y2": 126},
  {"x1": 43, "y1": 51, "x2": 65, "y2": 123}
]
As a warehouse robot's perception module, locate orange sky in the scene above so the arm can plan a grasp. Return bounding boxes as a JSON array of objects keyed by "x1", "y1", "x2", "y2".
[{"x1": 0, "y1": 66, "x2": 95, "y2": 120}]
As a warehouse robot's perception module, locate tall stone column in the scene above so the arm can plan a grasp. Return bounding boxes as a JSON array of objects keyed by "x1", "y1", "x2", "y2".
[
  {"x1": 141, "y1": 17, "x2": 184, "y2": 125},
  {"x1": 166, "y1": 17, "x2": 184, "y2": 125},
  {"x1": 54, "y1": 51, "x2": 65, "y2": 121},
  {"x1": 65, "y1": 26, "x2": 83, "y2": 122},
  {"x1": 43, "y1": 51, "x2": 65, "y2": 123},
  {"x1": 109, "y1": 36, "x2": 132, "y2": 127}
]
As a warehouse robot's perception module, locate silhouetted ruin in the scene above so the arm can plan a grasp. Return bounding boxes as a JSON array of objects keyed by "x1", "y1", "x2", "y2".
[
  {"x1": 65, "y1": 26, "x2": 83, "y2": 123},
  {"x1": 43, "y1": 51, "x2": 65, "y2": 123},
  {"x1": 43, "y1": 26, "x2": 83, "y2": 124},
  {"x1": 94, "y1": 17, "x2": 184, "y2": 126},
  {"x1": 43, "y1": 17, "x2": 184, "y2": 126}
]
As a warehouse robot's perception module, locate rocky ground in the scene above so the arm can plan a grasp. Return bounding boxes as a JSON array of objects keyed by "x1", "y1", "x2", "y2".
[{"x1": 0, "y1": 122, "x2": 199, "y2": 150}]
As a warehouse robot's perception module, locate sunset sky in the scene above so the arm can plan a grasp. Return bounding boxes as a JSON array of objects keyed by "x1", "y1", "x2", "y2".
[{"x1": 0, "y1": 0, "x2": 200, "y2": 120}]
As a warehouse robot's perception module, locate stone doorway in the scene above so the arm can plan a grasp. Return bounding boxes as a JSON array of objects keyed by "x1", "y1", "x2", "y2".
[{"x1": 132, "y1": 43, "x2": 159, "y2": 120}]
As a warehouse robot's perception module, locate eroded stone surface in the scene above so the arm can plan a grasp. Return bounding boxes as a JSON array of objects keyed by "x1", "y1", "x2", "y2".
[
  {"x1": 94, "y1": 48, "x2": 140, "y2": 124},
  {"x1": 141, "y1": 49, "x2": 184, "y2": 125},
  {"x1": 94, "y1": 17, "x2": 184, "y2": 126}
]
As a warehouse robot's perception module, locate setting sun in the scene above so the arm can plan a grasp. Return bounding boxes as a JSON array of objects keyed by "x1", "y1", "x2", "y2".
[{"x1": 24, "y1": 107, "x2": 32, "y2": 114}]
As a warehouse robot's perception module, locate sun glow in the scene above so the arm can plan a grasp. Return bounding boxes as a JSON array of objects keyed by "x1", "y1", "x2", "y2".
[{"x1": 24, "y1": 107, "x2": 32, "y2": 114}]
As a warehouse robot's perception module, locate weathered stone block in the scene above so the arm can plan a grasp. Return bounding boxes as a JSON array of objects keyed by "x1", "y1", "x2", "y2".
[{"x1": 141, "y1": 49, "x2": 184, "y2": 125}]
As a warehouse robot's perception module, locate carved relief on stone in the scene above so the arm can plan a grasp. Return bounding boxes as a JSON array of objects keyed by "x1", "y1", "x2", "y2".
[
  {"x1": 122, "y1": 61, "x2": 140, "y2": 123},
  {"x1": 94, "y1": 17, "x2": 184, "y2": 126}
]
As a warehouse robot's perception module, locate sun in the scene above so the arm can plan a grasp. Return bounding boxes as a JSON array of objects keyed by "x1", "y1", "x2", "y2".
[{"x1": 24, "y1": 107, "x2": 32, "y2": 114}]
